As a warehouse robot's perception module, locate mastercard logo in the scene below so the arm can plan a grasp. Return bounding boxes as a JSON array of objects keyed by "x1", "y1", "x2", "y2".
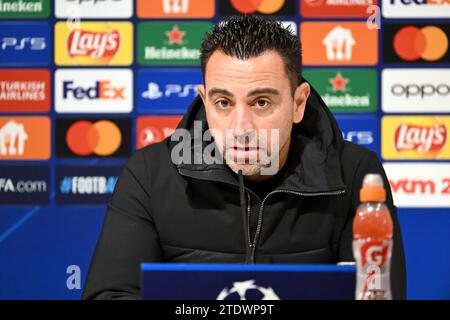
[
  {"x1": 230, "y1": 0, "x2": 285, "y2": 14},
  {"x1": 65, "y1": 120, "x2": 122, "y2": 156},
  {"x1": 393, "y1": 26, "x2": 449, "y2": 62}
]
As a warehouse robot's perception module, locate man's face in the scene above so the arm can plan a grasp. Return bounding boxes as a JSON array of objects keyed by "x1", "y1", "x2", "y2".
[{"x1": 198, "y1": 50, "x2": 310, "y2": 181}]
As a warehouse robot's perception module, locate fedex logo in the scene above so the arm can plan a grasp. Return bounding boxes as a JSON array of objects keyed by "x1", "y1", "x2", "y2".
[
  {"x1": 55, "y1": 69, "x2": 132, "y2": 114},
  {"x1": 63, "y1": 81, "x2": 124, "y2": 100},
  {"x1": 383, "y1": 0, "x2": 450, "y2": 17},
  {"x1": 383, "y1": 163, "x2": 450, "y2": 207},
  {"x1": 389, "y1": 0, "x2": 449, "y2": 4}
]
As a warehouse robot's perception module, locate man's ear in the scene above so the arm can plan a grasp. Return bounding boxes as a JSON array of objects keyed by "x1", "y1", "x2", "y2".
[
  {"x1": 197, "y1": 84, "x2": 206, "y2": 105},
  {"x1": 293, "y1": 82, "x2": 310, "y2": 124}
]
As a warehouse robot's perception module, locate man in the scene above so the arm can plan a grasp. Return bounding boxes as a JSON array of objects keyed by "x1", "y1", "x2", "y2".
[{"x1": 82, "y1": 15, "x2": 406, "y2": 300}]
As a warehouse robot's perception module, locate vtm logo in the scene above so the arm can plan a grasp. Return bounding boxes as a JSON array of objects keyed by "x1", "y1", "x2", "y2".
[
  {"x1": 66, "y1": 120, "x2": 122, "y2": 156},
  {"x1": 229, "y1": 0, "x2": 285, "y2": 13},
  {"x1": 395, "y1": 123, "x2": 447, "y2": 156},
  {"x1": 67, "y1": 29, "x2": 120, "y2": 63},
  {"x1": 393, "y1": 25, "x2": 448, "y2": 61}
]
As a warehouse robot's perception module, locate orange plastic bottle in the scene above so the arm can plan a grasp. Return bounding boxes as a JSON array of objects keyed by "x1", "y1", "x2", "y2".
[{"x1": 353, "y1": 174, "x2": 394, "y2": 300}]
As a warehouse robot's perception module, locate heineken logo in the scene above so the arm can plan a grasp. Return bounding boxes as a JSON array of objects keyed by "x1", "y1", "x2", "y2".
[
  {"x1": 0, "y1": 0, "x2": 49, "y2": 17},
  {"x1": 166, "y1": 25, "x2": 186, "y2": 45},
  {"x1": 329, "y1": 72, "x2": 349, "y2": 92},
  {"x1": 304, "y1": 69, "x2": 377, "y2": 113},
  {"x1": 138, "y1": 22, "x2": 212, "y2": 66}
]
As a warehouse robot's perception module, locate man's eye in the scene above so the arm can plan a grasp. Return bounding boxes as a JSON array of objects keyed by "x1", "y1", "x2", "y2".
[
  {"x1": 215, "y1": 100, "x2": 230, "y2": 109},
  {"x1": 255, "y1": 99, "x2": 270, "y2": 108}
]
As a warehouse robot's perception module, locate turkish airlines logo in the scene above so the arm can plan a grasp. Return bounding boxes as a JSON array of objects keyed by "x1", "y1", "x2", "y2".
[
  {"x1": 395, "y1": 123, "x2": 447, "y2": 154},
  {"x1": 0, "y1": 69, "x2": 50, "y2": 112},
  {"x1": 68, "y1": 29, "x2": 120, "y2": 60}
]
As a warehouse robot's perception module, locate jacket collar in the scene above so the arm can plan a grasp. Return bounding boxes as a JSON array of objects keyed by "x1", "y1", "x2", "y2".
[{"x1": 170, "y1": 82, "x2": 346, "y2": 194}]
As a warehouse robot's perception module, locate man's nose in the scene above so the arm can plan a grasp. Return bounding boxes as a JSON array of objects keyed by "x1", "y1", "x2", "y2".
[{"x1": 232, "y1": 105, "x2": 254, "y2": 132}]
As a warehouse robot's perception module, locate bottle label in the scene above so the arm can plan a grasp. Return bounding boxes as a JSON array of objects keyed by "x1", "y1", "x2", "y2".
[{"x1": 353, "y1": 239, "x2": 393, "y2": 300}]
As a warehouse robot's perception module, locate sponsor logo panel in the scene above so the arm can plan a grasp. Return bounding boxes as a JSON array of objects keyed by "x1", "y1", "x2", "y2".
[
  {"x1": 383, "y1": 23, "x2": 449, "y2": 64},
  {"x1": 0, "y1": 165, "x2": 49, "y2": 204},
  {"x1": 337, "y1": 115, "x2": 380, "y2": 155},
  {"x1": 382, "y1": 68, "x2": 450, "y2": 113},
  {"x1": 219, "y1": 0, "x2": 295, "y2": 16},
  {"x1": 56, "y1": 118, "x2": 131, "y2": 158},
  {"x1": 0, "y1": 69, "x2": 50, "y2": 113},
  {"x1": 383, "y1": 0, "x2": 450, "y2": 18},
  {"x1": 384, "y1": 163, "x2": 450, "y2": 207},
  {"x1": 303, "y1": 68, "x2": 377, "y2": 113},
  {"x1": 136, "y1": 115, "x2": 182, "y2": 149},
  {"x1": 382, "y1": 116, "x2": 450, "y2": 160},
  {"x1": 0, "y1": 22, "x2": 50, "y2": 66},
  {"x1": 137, "y1": 0, "x2": 214, "y2": 18},
  {"x1": 55, "y1": 0, "x2": 133, "y2": 18},
  {"x1": 0, "y1": 0, "x2": 50, "y2": 18},
  {"x1": 301, "y1": 22, "x2": 378, "y2": 66},
  {"x1": 55, "y1": 21, "x2": 133, "y2": 66},
  {"x1": 137, "y1": 68, "x2": 202, "y2": 114},
  {"x1": 56, "y1": 165, "x2": 122, "y2": 205},
  {"x1": 137, "y1": 22, "x2": 211, "y2": 66},
  {"x1": 55, "y1": 68, "x2": 133, "y2": 114},
  {"x1": 301, "y1": 0, "x2": 379, "y2": 18},
  {"x1": 0, "y1": 116, "x2": 50, "y2": 160}
]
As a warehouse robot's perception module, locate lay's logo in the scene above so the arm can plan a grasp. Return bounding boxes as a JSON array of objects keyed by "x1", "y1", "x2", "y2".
[
  {"x1": 382, "y1": 116, "x2": 450, "y2": 160},
  {"x1": 55, "y1": 22, "x2": 133, "y2": 66},
  {"x1": 67, "y1": 29, "x2": 120, "y2": 60},
  {"x1": 395, "y1": 123, "x2": 447, "y2": 155}
]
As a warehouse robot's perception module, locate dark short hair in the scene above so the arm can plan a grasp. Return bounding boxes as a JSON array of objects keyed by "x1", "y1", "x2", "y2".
[{"x1": 200, "y1": 15, "x2": 302, "y2": 94}]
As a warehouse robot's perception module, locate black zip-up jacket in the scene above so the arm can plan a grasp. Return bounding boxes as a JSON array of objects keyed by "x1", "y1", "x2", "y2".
[{"x1": 82, "y1": 86, "x2": 407, "y2": 300}]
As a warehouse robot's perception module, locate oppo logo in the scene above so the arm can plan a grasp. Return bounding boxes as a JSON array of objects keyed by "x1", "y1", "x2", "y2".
[{"x1": 391, "y1": 83, "x2": 450, "y2": 98}]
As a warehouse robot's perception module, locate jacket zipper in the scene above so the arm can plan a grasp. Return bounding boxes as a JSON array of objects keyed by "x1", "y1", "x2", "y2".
[
  {"x1": 177, "y1": 168, "x2": 346, "y2": 264},
  {"x1": 246, "y1": 188, "x2": 346, "y2": 264}
]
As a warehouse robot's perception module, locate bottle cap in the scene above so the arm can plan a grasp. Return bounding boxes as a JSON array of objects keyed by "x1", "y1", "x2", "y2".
[{"x1": 360, "y1": 173, "x2": 386, "y2": 202}]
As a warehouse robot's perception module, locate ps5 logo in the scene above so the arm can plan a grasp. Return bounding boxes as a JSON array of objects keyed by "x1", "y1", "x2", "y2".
[
  {"x1": 142, "y1": 82, "x2": 200, "y2": 100},
  {"x1": 1, "y1": 37, "x2": 46, "y2": 51},
  {"x1": 343, "y1": 131, "x2": 374, "y2": 145}
]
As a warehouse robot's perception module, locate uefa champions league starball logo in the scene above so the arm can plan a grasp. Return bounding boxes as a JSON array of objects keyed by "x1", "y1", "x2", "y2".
[{"x1": 216, "y1": 280, "x2": 280, "y2": 300}]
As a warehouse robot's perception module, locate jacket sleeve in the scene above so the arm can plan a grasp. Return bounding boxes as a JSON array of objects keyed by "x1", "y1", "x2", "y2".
[
  {"x1": 338, "y1": 150, "x2": 407, "y2": 300},
  {"x1": 82, "y1": 150, "x2": 162, "y2": 300}
]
